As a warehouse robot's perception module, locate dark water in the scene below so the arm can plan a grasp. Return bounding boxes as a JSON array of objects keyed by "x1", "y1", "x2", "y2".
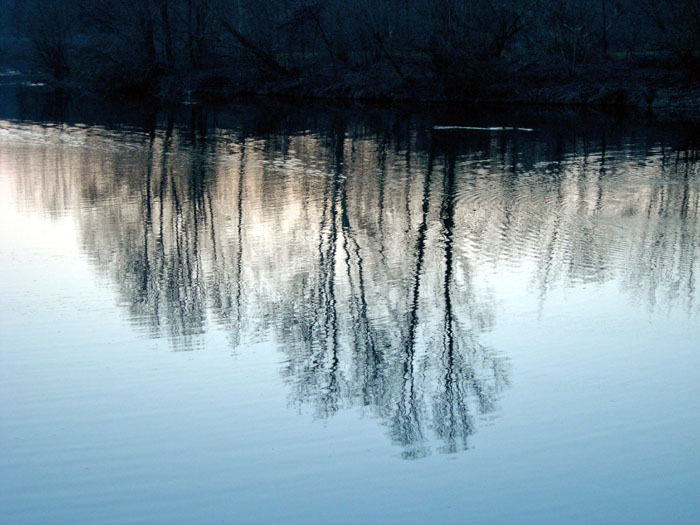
[{"x1": 1, "y1": 91, "x2": 699, "y2": 523}]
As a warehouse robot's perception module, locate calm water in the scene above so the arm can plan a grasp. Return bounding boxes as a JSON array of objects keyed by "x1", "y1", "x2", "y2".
[{"x1": 1, "y1": 94, "x2": 699, "y2": 523}]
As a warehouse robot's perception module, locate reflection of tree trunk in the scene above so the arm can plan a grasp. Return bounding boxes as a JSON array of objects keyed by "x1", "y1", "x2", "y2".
[
  {"x1": 154, "y1": 116, "x2": 173, "y2": 327},
  {"x1": 338, "y1": 150, "x2": 379, "y2": 405},
  {"x1": 141, "y1": 138, "x2": 154, "y2": 301},
  {"x1": 315, "y1": 174, "x2": 331, "y2": 334},
  {"x1": 309, "y1": 121, "x2": 347, "y2": 415},
  {"x1": 438, "y1": 150, "x2": 460, "y2": 452},
  {"x1": 436, "y1": 152, "x2": 480, "y2": 453},
  {"x1": 677, "y1": 154, "x2": 697, "y2": 313},
  {"x1": 234, "y1": 143, "x2": 246, "y2": 345},
  {"x1": 404, "y1": 132, "x2": 413, "y2": 229},
  {"x1": 377, "y1": 138, "x2": 388, "y2": 266},
  {"x1": 323, "y1": 124, "x2": 345, "y2": 409},
  {"x1": 393, "y1": 146, "x2": 434, "y2": 453},
  {"x1": 596, "y1": 130, "x2": 606, "y2": 213},
  {"x1": 440, "y1": 153, "x2": 456, "y2": 354},
  {"x1": 320, "y1": 168, "x2": 338, "y2": 356},
  {"x1": 406, "y1": 150, "x2": 433, "y2": 356}
]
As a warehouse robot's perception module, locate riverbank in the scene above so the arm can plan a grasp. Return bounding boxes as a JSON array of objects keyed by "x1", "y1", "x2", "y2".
[
  {"x1": 188, "y1": 58, "x2": 699, "y2": 116},
  {"x1": 2, "y1": 55, "x2": 699, "y2": 121}
]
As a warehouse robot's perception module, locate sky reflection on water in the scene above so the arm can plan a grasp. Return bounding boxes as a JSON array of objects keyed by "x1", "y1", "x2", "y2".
[{"x1": 1, "y1": 99, "x2": 699, "y2": 522}]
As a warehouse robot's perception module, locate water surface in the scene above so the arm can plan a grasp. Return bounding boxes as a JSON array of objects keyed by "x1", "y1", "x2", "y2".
[{"x1": 1, "y1": 96, "x2": 699, "y2": 523}]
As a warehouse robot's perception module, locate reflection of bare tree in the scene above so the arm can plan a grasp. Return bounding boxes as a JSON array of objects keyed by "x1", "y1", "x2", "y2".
[
  {"x1": 4, "y1": 108, "x2": 699, "y2": 457},
  {"x1": 273, "y1": 124, "x2": 511, "y2": 457}
]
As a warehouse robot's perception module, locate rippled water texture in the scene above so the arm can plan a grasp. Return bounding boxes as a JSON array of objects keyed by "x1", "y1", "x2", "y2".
[{"x1": 1, "y1": 97, "x2": 699, "y2": 523}]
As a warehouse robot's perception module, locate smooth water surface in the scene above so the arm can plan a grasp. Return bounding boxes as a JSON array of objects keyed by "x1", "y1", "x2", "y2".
[{"x1": 1, "y1": 96, "x2": 699, "y2": 523}]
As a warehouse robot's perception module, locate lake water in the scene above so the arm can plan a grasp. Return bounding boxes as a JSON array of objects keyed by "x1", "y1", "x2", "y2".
[{"x1": 1, "y1": 93, "x2": 699, "y2": 523}]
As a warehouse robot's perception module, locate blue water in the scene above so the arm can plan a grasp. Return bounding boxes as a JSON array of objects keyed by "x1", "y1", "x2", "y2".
[{"x1": 1, "y1": 99, "x2": 699, "y2": 523}]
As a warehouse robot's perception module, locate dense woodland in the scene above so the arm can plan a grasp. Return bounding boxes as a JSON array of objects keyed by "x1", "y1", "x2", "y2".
[{"x1": 1, "y1": 0, "x2": 699, "y2": 103}]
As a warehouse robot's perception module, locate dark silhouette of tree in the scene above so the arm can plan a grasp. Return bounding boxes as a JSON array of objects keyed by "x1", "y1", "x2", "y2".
[{"x1": 8, "y1": 0, "x2": 698, "y2": 95}]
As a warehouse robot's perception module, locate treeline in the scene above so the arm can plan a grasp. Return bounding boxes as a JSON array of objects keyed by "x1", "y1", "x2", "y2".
[{"x1": 6, "y1": 0, "x2": 700, "y2": 99}]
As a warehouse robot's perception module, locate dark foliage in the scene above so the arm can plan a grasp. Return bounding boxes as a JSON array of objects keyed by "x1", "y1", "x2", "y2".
[{"x1": 5, "y1": 0, "x2": 700, "y2": 103}]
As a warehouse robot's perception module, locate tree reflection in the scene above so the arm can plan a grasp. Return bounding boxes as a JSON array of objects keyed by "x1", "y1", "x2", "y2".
[{"x1": 5, "y1": 105, "x2": 699, "y2": 456}]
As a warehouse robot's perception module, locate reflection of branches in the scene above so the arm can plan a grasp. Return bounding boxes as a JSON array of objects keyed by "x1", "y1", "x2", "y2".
[
  {"x1": 279, "y1": 136, "x2": 510, "y2": 457},
  {"x1": 435, "y1": 149, "x2": 468, "y2": 454},
  {"x1": 428, "y1": 149, "x2": 510, "y2": 454},
  {"x1": 341, "y1": 164, "x2": 384, "y2": 409},
  {"x1": 391, "y1": 146, "x2": 433, "y2": 458},
  {"x1": 7, "y1": 108, "x2": 699, "y2": 457}
]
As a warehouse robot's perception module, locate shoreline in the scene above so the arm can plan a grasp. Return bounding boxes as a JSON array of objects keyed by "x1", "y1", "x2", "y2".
[{"x1": 3, "y1": 61, "x2": 700, "y2": 125}]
